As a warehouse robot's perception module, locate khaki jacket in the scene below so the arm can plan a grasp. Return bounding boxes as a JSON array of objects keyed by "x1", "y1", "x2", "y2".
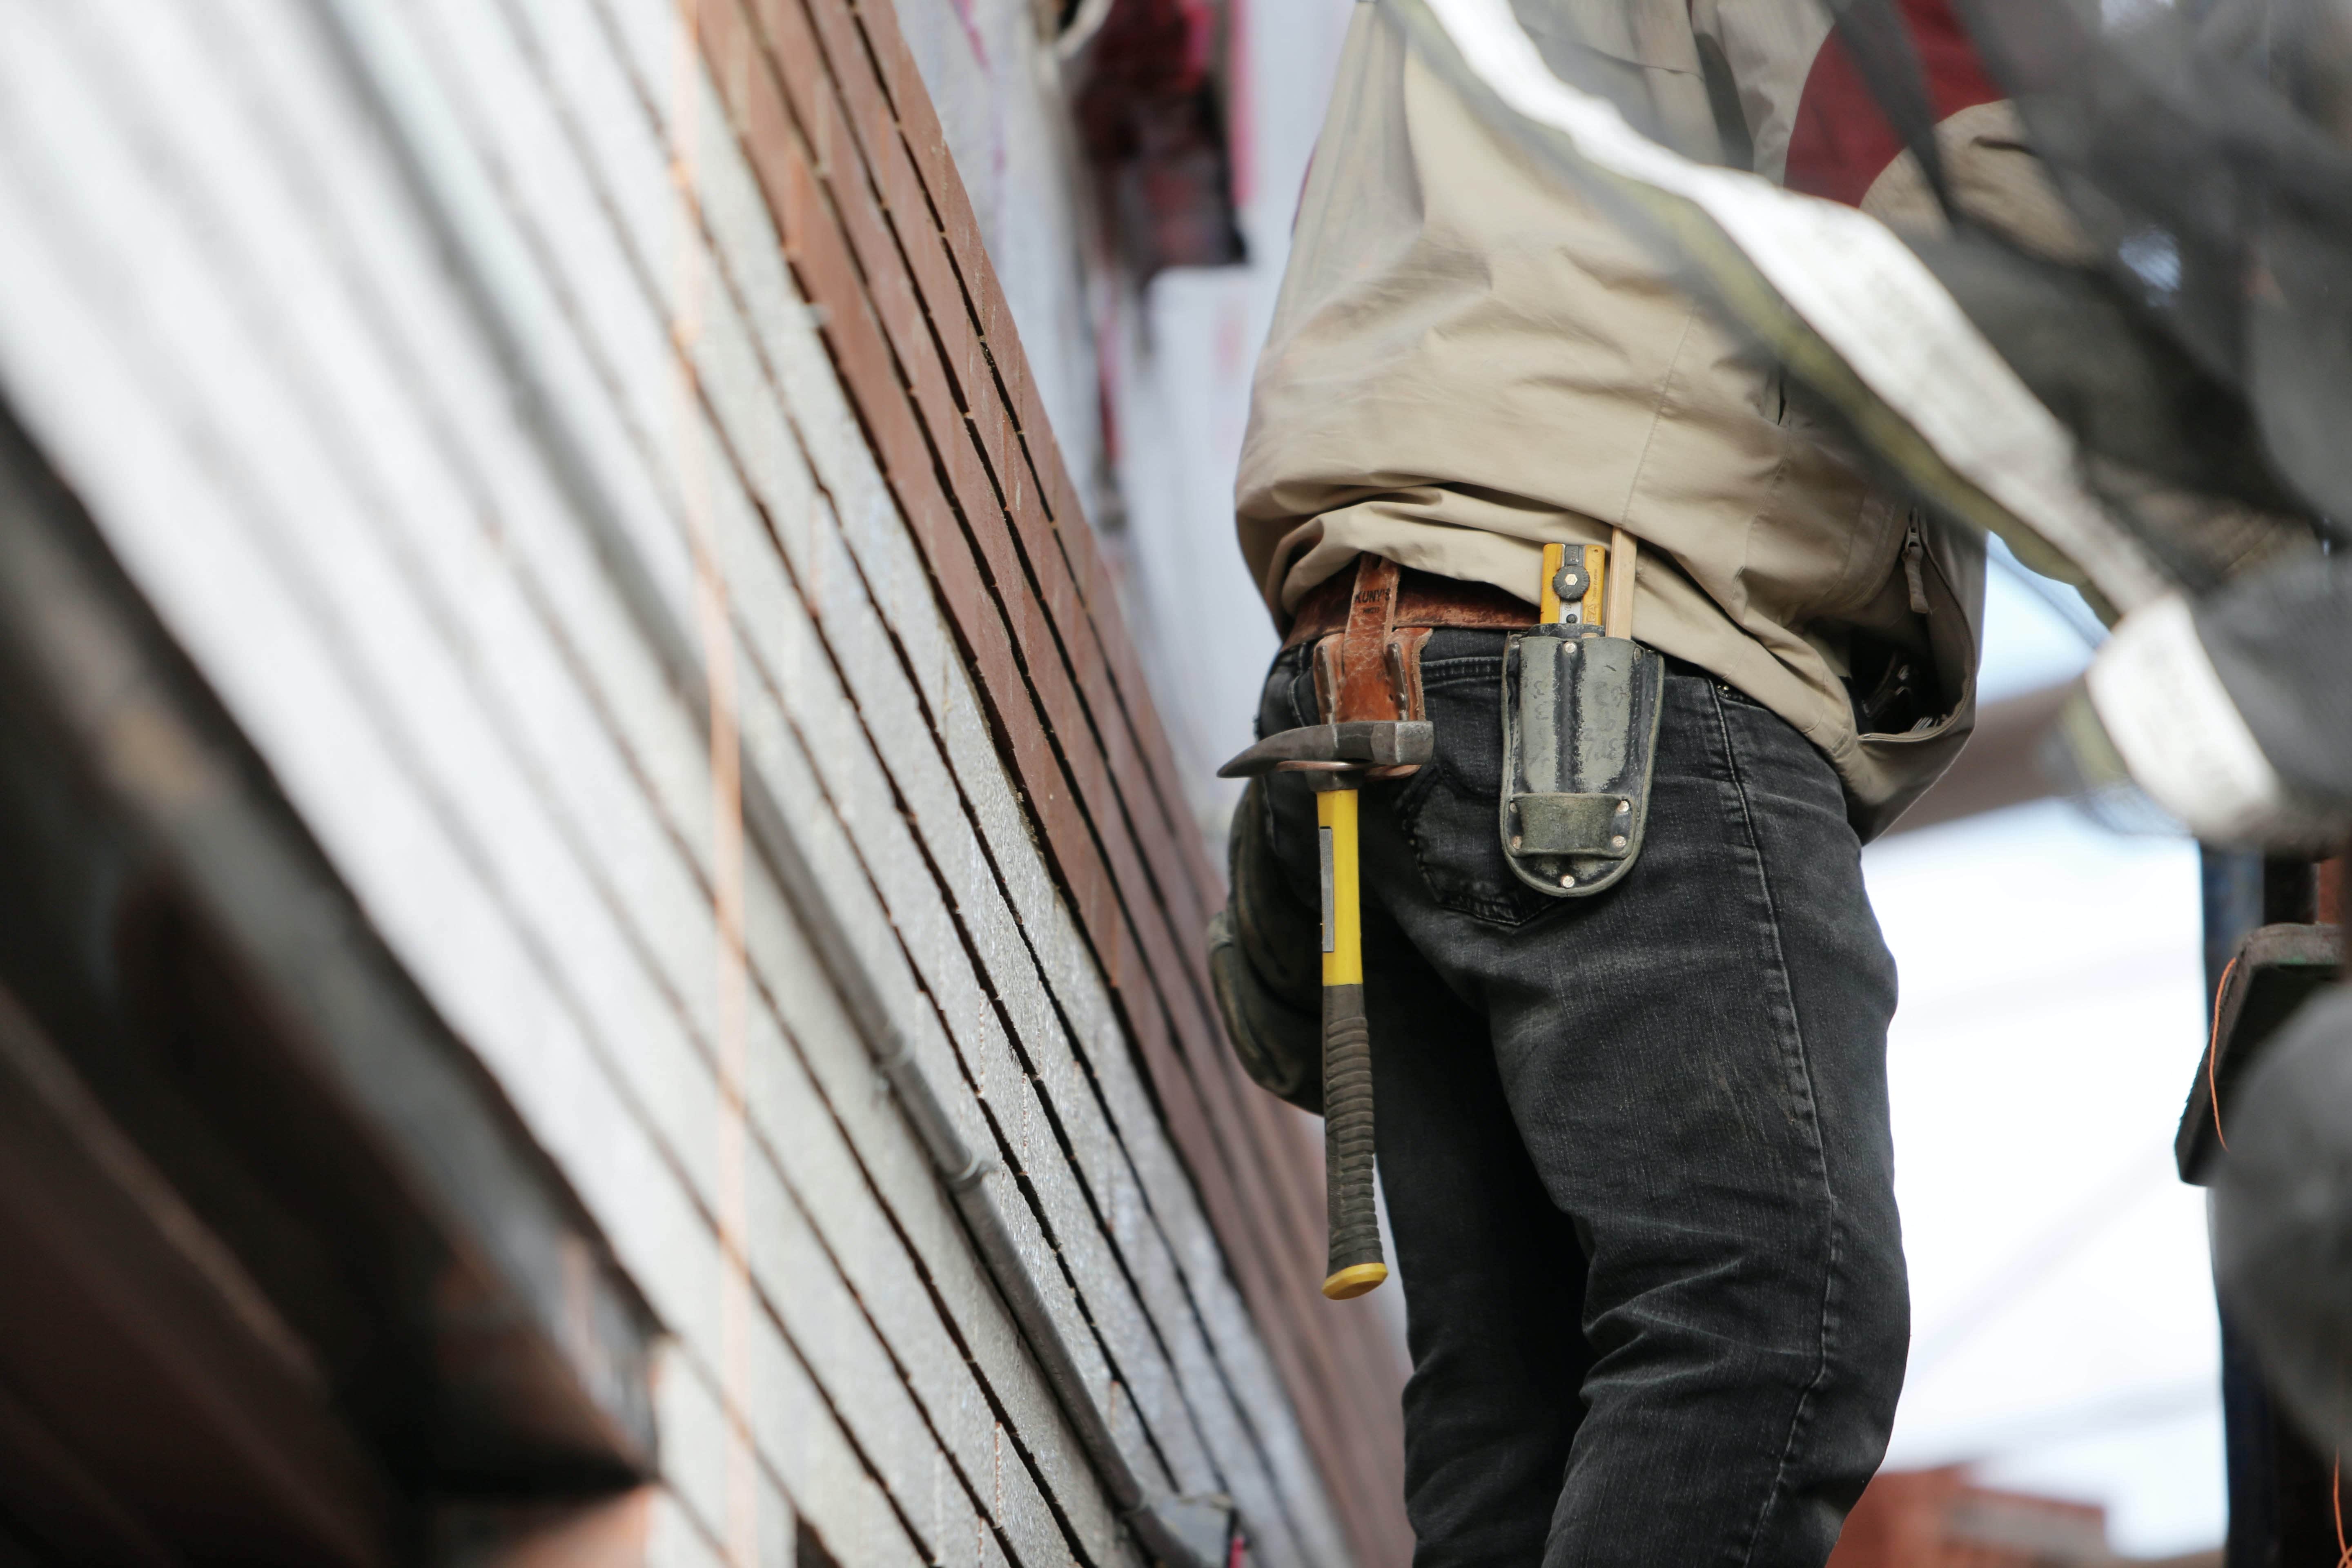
[{"x1": 1235, "y1": 1, "x2": 2082, "y2": 838}]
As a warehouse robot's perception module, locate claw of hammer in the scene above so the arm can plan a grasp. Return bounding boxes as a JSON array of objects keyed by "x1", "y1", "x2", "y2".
[{"x1": 1217, "y1": 720, "x2": 1434, "y2": 779}]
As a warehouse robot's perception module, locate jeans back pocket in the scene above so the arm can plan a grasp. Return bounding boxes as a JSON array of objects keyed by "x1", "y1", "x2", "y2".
[{"x1": 1391, "y1": 651, "x2": 1560, "y2": 926}]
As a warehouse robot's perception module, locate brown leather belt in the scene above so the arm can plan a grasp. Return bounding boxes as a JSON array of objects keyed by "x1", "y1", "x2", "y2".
[
  {"x1": 1288, "y1": 557, "x2": 1537, "y2": 729},
  {"x1": 1281, "y1": 562, "x2": 1535, "y2": 650}
]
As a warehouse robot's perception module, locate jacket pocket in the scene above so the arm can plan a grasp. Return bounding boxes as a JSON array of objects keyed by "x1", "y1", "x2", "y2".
[
  {"x1": 1850, "y1": 516, "x2": 1984, "y2": 837},
  {"x1": 1859, "y1": 515, "x2": 1978, "y2": 746}
]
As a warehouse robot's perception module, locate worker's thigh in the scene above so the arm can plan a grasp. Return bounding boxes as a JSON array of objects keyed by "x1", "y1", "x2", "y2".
[{"x1": 1256, "y1": 630, "x2": 1907, "y2": 1568}]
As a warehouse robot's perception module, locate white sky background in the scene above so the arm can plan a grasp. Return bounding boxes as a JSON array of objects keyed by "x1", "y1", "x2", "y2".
[{"x1": 1866, "y1": 554, "x2": 2222, "y2": 1557}]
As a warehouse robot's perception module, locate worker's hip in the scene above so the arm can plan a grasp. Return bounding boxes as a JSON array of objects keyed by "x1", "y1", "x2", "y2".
[
  {"x1": 1250, "y1": 627, "x2": 1863, "y2": 927},
  {"x1": 1214, "y1": 628, "x2": 1897, "y2": 1106}
]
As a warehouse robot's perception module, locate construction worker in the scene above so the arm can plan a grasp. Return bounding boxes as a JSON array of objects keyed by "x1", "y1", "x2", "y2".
[{"x1": 1212, "y1": 2, "x2": 2097, "y2": 1562}]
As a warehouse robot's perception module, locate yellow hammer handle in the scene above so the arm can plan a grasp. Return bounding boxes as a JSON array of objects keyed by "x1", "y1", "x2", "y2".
[
  {"x1": 1319, "y1": 787, "x2": 1362, "y2": 987},
  {"x1": 1316, "y1": 785, "x2": 1385, "y2": 1298}
]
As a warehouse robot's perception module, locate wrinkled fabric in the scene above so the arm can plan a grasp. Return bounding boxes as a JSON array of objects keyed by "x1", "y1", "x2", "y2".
[
  {"x1": 1252, "y1": 632, "x2": 1908, "y2": 1566},
  {"x1": 1238, "y1": 2, "x2": 2025, "y2": 838}
]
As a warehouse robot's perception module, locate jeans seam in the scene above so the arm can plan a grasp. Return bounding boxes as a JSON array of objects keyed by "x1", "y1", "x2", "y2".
[
  {"x1": 1708, "y1": 684, "x2": 1845, "y2": 1568},
  {"x1": 1417, "y1": 656, "x2": 1502, "y2": 688}
]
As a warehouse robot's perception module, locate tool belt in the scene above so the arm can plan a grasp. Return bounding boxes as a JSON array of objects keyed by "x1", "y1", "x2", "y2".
[
  {"x1": 1280, "y1": 563, "x2": 1535, "y2": 649},
  {"x1": 1281, "y1": 561, "x2": 1532, "y2": 765},
  {"x1": 1211, "y1": 551, "x2": 1667, "y2": 1078},
  {"x1": 1209, "y1": 548, "x2": 1664, "y2": 1301},
  {"x1": 1286, "y1": 555, "x2": 1665, "y2": 898}
]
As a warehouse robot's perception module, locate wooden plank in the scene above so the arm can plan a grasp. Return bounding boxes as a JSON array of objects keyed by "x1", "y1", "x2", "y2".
[
  {"x1": 715, "y1": 0, "x2": 1216, "y2": 1145},
  {"x1": 369, "y1": 9, "x2": 1336, "y2": 1561},
  {"x1": 825, "y1": 0, "x2": 1216, "y2": 913},
  {"x1": 308, "y1": 0, "x2": 1373, "y2": 1542},
  {"x1": 0, "y1": 75, "x2": 736, "y2": 1397},
  {"x1": 329, "y1": 15, "x2": 1138, "y2": 1561},
  {"x1": 823, "y1": 12, "x2": 1392, "y2": 1504},
  {"x1": 778, "y1": 378, "x2": 1356, "y2": 1568},
  {"x1": 0, "y1": 13, "x2": 1154, "y2": 1568},
  {"x1": 722, "y1": 0, "x2": 1205, "y2": 971},
  {"x1": 673, "y1": 126, "x2": 1373, "y2": 1568},
  {"x1": 696, "y1": 12, "x2": 1401, "y2": 1551},
  {"x1": 716, "y1": 0, "x2": 1314, "y2": 1323},
  {"x1": 754, "y1": 0, "x2": 1217, "y2": 969},
  {"x1": 681, "y1": 216, "x2": 1293, "y2": 1558}
]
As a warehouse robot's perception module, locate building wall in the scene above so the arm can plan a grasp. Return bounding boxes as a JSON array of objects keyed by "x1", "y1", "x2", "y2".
[
  {"x1": 688, "y1": 0, "x2": 1408, "y2": 1557},
  {"x1": 1100, "y1": 0, "x2": 1360, "y2": 839},
  {"x1": 892, "y1": 0, "x2": 1110, "y2": 520},
  {"x1": 867, "y1": 0, "x2": 1408, "y2": 1548},
  {"x1": 888, "y1": 0, "x2": 1362, "y2": 845},
  {"x1": 1823, "y1": 1466, "x2": 2214, "y2": 1568},
  {"x1": 0, "y1": 0, "x2": 1398, "y2": 1564}
]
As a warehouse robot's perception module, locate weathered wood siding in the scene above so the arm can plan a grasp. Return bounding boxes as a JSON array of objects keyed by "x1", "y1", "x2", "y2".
[
  {"x1": 0, "y1": 0, "x2": 1405, "y2": 1565},
  {"x1": 686, "y1": 0, "x2": 1410, "y2": 1554}
]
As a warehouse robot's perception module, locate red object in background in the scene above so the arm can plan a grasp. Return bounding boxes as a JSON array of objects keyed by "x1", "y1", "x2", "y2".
[
  {"x1": 1072, "y1": 0, "x2": 1246, "y2": 276},
  {"x1": 2318, "y1": 854, "x2": 2345, "y2": 924},
  {"x1": 1784, "y1": 0, "x2": 2002, "y2": 208},
  {"x1": 1829, "y1": 1467, "x2": 2117, "y2": 1567}
]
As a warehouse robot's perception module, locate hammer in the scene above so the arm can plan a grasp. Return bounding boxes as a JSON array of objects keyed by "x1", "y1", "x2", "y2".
[{"x1": 1219, "y1": 717, "x2": 1432, "y2": 1298}]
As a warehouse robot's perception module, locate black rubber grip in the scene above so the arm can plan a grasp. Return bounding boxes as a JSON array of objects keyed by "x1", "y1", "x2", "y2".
[{"x1": 1321, "y1": 983, "x2": 1384, "y2": 1281}]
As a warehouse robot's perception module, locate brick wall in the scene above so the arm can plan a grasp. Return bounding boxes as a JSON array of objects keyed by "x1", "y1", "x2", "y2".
[{"x1": 1830, "y1": 1468, "x2": 2118, "y2": 1568}]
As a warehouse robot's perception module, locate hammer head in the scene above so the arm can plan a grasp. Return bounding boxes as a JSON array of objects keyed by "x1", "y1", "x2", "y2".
[{"x1": 1217, "y1": 720, "x2": 1434, "y2": 779}]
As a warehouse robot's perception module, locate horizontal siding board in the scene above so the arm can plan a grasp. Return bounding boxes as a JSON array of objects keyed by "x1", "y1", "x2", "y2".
[
  {"x1": 0, "y1": 9, "x2": 1124, "y2": 1568},
  {"x1": 0, "y1": 8, "x2": 732, "y2": 1383},
  {"x1": 738, "y1": 0, "x2": 1326, "y2": 1335},
  {"x1": 724, "y1": 177, "x2": 1383, "y2": 1542},
  {"x1": 762, "y1": 0, "x2": 1216, "y2": 970},
  {"x1": 654, "y1": 0, "x2": 1279, "y2": 1420},
  {"x1": 0, "y1": 0, "x2": 1394, "y2": 1559},
  {"x1": 732, "y1": 865, "x2": 1111, "y2": 1530},
  {"x1": 657, "y1": 145, "x2": 1315, "y2": 1567},
  {"x1": 626, "y1": 31, "x2": 1364, "y2": 1561},
  {"x1": 832, "y1": 0, "x2": 1212, "y2": 913},
  {"x1": 730, "y1": 0, "x2": 1205, "y2": 974},
  {"x1": 18, "y1": 18, "x2": 1082, "y2": 1567}
]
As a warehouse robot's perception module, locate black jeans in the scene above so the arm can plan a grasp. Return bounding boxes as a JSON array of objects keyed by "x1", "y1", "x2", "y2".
[{"x1": 1252, "y1": 630, "x2": 1907, "y2": 1568}]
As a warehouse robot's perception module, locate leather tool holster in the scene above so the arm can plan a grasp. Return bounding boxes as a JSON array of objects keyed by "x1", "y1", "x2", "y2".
[{"x1": 1309, "y1": 556, "x2": 1430, "y2": 755}]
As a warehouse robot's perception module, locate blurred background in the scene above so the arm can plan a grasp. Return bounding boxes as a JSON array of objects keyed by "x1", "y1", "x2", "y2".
[{"x1": 1868, "y1": 560, "x2": 2216, "y2": 1562}]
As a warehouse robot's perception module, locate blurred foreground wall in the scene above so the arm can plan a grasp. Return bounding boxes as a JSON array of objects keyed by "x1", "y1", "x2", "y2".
[{"x1": 0, "y1": 1, "x2": 1404, "y2": 1564}]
